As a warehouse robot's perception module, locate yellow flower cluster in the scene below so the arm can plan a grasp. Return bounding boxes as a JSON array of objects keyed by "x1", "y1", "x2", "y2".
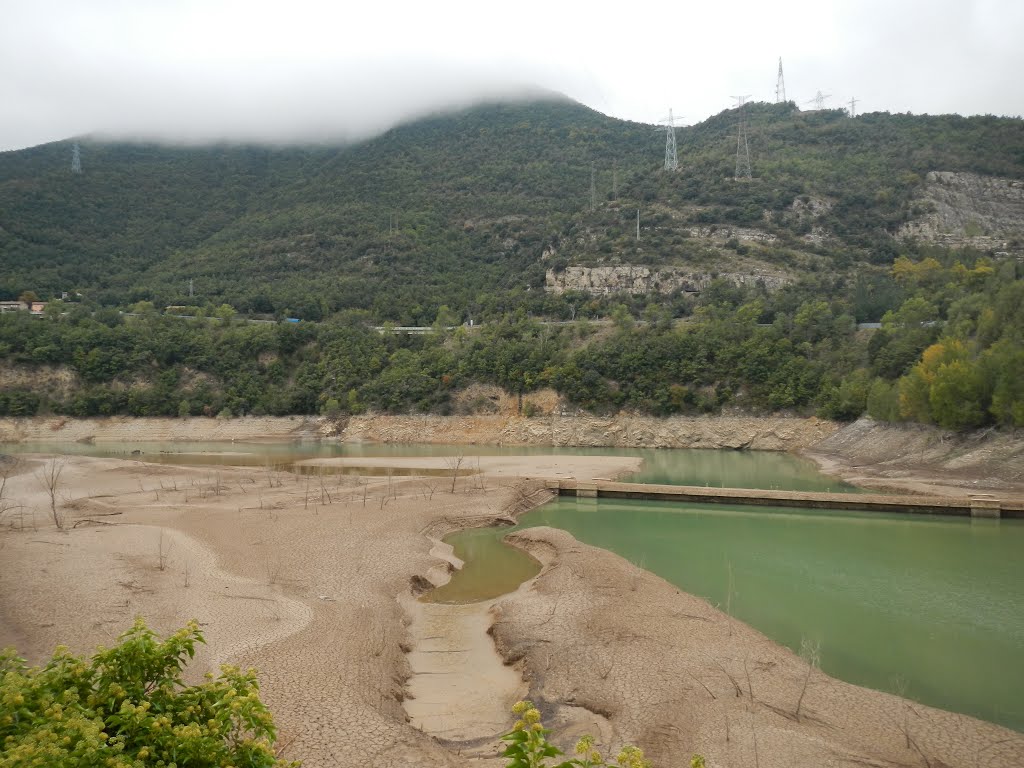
[
  {"x1": 616, "y1": 744, "x2": 651, "y2": 768},
  {"x1": 573, "y1": 734, "x2": 602, "y2": 763},
  {"x1": 511, "y1": 699, "x2": 542, "y2": 732}
]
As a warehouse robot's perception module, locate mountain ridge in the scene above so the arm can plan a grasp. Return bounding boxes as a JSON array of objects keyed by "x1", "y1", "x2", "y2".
[{"x1": 1, "y1": 97, "x2": 1022, "y2": 323}]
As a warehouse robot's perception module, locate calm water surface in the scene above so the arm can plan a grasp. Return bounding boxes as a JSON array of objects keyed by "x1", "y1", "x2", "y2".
[
  {"x1": 424, "y1": 526, "x2": 542, "y2": 604},
  {"x1": 515, "y1": 499, "x2": 1024, "y2": 732},
  {"x1": 0, "y1": 441, "x2": 859, "y2": 492}
]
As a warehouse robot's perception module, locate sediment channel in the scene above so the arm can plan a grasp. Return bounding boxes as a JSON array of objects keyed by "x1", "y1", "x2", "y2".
[{"x1": 401, "y1": 534, "x2": 532, "y2": 754}]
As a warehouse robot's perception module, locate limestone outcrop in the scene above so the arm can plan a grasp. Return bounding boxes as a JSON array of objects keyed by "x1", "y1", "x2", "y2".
[
  {"x1": 898, "y1": 171, "x2": 1024, "y2": 253},
  {"x1": 545, "y1": 265, "x2": 790, "y2": 296}
]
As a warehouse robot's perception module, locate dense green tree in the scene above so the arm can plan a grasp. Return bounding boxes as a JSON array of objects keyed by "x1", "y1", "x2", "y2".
[{"x1": 0, "y1": 619, "x2": 294, "y2": 767}]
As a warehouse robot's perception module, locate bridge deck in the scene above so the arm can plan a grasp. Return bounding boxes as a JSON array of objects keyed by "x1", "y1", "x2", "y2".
[{"x1": 545, "y1": 479, "x2": 1024, "y2": 519}]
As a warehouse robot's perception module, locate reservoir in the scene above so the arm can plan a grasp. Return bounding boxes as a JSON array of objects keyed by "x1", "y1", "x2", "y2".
[
  {"x1": 5, "y1": 440, "x2": 1020, "y2": 731},
  {"x1": 511, "y1": 499, "x2": 1024, "y2": 733}
]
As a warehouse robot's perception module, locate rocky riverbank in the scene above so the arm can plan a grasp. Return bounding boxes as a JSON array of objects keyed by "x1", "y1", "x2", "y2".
[
  {"x1": 0, "y1": 415, "x2": 320, "y2": 443},
  {"x1": 0, "y1": 412, "x2": 838, "y2": 451},
  {"x1": 804, "y1": 417, "x2": 1024, "y2": 495},
  {"x1": 341, "y1": 413, "x2": 838, "y2": 450}
]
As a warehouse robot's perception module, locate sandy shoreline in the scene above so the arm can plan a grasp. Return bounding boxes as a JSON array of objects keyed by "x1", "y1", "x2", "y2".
[{"x1": 2, "y1": 427, "x2": 1023, "y2": 767}]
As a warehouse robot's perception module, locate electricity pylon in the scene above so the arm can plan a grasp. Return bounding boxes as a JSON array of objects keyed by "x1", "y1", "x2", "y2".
[
  {"x1": 775, "y1": 58, "x2": 786, "y2": 103},
  {"x1": 657, "y1": 109, "x2": 681, "y2": 172},
  {"x1": 805, "y1": 90, "x2": 831, "y2": 110}
]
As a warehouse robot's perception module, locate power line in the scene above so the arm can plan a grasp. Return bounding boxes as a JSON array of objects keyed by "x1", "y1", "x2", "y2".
[
  {"x1": 732, "y1": 95, "x2": 752, "y2": 180},
  {"x1": 775, "y1": 58, "x2": 787, "y2": 103}
]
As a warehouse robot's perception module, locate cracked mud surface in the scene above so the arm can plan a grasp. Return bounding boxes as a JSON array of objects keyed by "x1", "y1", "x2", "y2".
[
  {"x1": 0, "y1": 452, "x2": 632, "y2": 766},
  {"x1": 2, "y1": 449, "x2": 1022, "y2": 767}
]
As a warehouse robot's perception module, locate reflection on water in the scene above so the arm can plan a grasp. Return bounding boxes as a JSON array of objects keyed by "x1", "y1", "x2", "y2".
[
  {"x1": 0, "y1": 441, "x2": 861, "y2": 492},
  {"x1": 422, "y1": 527, "x2": 541, "y2": 604}
]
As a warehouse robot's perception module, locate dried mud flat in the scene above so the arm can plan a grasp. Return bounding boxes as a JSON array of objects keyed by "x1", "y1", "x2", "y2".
[{"x1": 1, "y1": 447, "x2": 1022, "y2": 768}]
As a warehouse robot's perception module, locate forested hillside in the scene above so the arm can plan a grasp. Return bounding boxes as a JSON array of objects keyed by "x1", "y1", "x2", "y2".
[
  {"x1": 1, "y1": 96, "x2": 1022, "y2": 428},
  {"x1": 0, "y1": 97, "x2": 654, "y2": 320}
]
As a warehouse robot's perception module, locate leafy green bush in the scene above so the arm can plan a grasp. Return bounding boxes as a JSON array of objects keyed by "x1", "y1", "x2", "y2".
[
  {"x1": 501, "y1": 700, "x2": 702, "y2": 768},
  {"x1": 0, "y1": 618, "x2": 296, "y2": 767}
]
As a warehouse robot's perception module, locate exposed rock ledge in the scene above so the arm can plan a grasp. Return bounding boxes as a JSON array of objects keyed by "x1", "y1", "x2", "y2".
[
  {"x1": 0, "y1": 414, "x2": 838, "y2": 451},
  {"x1": 545, "y1": 265, "x2": 790, "y2": 296},
  {"x1": 343, "y1": 414, "x2": 838, "y2": 451},
  {"x1": 897, "y1": 170, "x2": 1024, "y2": 253},
  {"x1": 0, "y1": 415, "x2": 321, "y2": 443},
  {"x1": 804, "y1": 417, "x2": 1024, "y2": 494}
]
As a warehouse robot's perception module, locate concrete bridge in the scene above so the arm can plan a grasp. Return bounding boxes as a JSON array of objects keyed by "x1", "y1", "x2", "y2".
[{"x1": 544, "y1": 479, "x2": 1023, "y2": 519}]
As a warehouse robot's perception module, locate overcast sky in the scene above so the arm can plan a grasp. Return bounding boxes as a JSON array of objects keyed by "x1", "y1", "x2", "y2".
[{"x1": 2, "y1": 0, "x2": 1022, "y2": 151}]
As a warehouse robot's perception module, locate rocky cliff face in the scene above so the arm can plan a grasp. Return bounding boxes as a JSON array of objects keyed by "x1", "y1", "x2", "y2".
[
  {"x1": 545, "y1": 265, "x2": 790, "y2": 296},
  {"x1": 898, "y1": 171, "x2": 1024, "y2": 254},
  {"x1": 683, "y1": 225, "x2": 778, "y2": 243}
]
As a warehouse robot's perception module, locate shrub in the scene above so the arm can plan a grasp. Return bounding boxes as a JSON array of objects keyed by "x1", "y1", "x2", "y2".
[
  {"x1": 501, "y1": 700, "x2": 700, "y2": 768},
  {"x1": 0, "y1": 618, "x2": 296, "y2": 767}
]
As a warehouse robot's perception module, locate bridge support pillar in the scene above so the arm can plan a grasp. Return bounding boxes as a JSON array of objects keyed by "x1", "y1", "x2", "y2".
[{"x1": 969, "y1": 497, "x2": 1001, "y2": 519}]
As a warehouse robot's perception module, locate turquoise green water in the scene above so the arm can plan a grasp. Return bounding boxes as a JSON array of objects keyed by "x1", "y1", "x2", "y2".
[
  {"x1": 442, "y1": 501, "x2": 1024, "y2": 732},
  {"x1": 424, "y1": 526, "x2": 542, "y2": 603}
]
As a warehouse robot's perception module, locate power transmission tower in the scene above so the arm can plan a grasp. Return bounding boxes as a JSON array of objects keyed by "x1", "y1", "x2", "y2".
[
  {"x1": 848, "y1": 96, "x2": 858, "y2": 117},
  {"x1": 775, "y1": 58, "x2": 786, "y2": 103},
  {"x1": 71, "y1": 142, "x2": 81, "y2": 174},
  {"x1": 589, "y1": 163, "x2": 597, "y2": 211},
  {"x1": 612, "y1": 159, "x2": 618, "y2": 199},
  {"x1": 188, "y1": 278, "x2": 194, "y2": 298},
  {"x1": 732, "y1": 95, "x2": 752, "y2": 180},
  {"x1": 805, "y1": 90, "x2": 831, "y2": 110},
  {"x1": 657, "y1": 109, "x2": 681, "y2": 172}
]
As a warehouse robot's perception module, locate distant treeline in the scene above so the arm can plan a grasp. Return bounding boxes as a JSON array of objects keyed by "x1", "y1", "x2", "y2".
[{"x1": 2, "y1": 253, "x2": 1020, "y2": 430}]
